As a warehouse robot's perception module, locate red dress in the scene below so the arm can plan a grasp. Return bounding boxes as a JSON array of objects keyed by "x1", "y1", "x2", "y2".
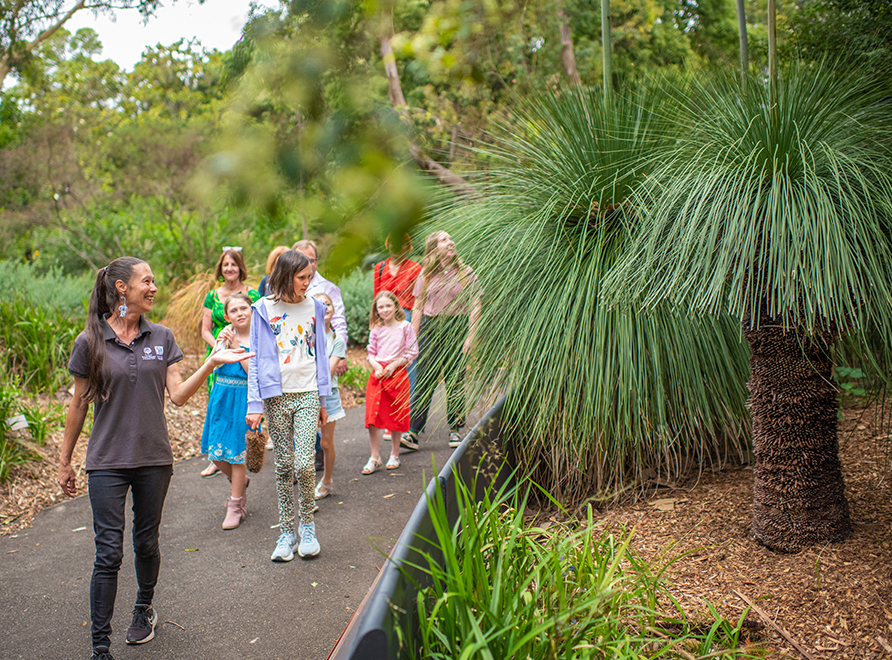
[{"x1": 364, "y1": 362, "x2": 411, "y2": 432}]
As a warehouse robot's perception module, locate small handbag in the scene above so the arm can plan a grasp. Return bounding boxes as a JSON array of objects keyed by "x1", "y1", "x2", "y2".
[{"x1": 245, "y1": 429, "x2": 267, "y2": 473}]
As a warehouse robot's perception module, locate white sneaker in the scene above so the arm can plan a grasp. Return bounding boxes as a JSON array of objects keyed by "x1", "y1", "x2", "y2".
[
  {"x1": 297, "y1": 522, "x2": 320, "y2": 558},
  {"x1": 271, "y1": 532, "x2": 297, "y2": 562}
]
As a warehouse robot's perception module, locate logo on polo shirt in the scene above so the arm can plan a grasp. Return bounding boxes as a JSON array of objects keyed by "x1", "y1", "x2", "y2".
[
  {"x1": 142, "y1": 347, "x2": 158, "y2": 361},
  {"x1": 155, "y1": 346, "x2": 164, "y2": 356}
]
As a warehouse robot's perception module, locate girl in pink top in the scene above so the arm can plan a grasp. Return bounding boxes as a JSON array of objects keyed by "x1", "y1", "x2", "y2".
[{"x1": 362, "y1": 291, "x2": 418, "y2": 474}]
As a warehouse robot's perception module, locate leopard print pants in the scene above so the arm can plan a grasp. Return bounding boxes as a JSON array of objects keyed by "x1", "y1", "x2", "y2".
[{"x1": 263, "y1": 391, "x2": 320, "y2": 534}]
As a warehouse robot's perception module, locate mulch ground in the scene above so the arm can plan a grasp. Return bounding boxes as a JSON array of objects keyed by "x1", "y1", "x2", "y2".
[{"x1": 2, "y1": 359, "x2": 890, "y2": 659}]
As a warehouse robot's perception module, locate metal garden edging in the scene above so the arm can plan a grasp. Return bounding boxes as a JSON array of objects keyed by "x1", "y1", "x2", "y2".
[{"x1": 328, "y1": 395, "x2": 513, "y2": 660}]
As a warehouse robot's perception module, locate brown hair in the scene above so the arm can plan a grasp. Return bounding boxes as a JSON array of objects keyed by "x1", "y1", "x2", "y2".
[
  {"x1": 369, "y1": 290, "x2": 406, "y2": 328},
  {"x1": 83, "y1": 257, "x2": 147, "y2": 403},
  {"x1": 267, "y1": 250, "x2": 311, "y2": 302},
  {"x1": 265, "y1": 246, "x2": 289, "y2": 276},
  {"x1": 214, "y1": 249, "x2": 248, "y2": 282},
  {"x1": 223, "y1": 291, "x2": 254, "y2": 316},
  {"x1": 385, "y1": 232, "x2": 412, "y2": 255}
]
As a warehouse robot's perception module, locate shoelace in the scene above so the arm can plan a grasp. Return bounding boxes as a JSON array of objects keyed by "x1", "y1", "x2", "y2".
[
  {"x1": 301, "y1": 527, "x2": 315, "y2": 544},
  {"x1": 131, "y1": 607, "x2": 151, "y2": 629}
]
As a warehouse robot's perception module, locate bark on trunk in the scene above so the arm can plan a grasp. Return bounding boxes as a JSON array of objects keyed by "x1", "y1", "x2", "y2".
[
  {"x1": 380, "y1": 9, "x2": 475, "y2": 197},
  {"x1": 743, "y1": 310, "x2": 850, "y2": 552},
  {"x1": 559, "y1": 11, "x2": 582, "y2": 85}
]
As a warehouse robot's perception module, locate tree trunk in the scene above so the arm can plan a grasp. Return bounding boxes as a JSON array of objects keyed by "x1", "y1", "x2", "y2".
[
  {"x1": 558, "y1": 10, "x2": 581, "y2": 85},
  {"x1": 379, "y1": 10, "x2": 475, "y2": 197},
  {"x1": 743, "y1": 310, "x2": 850, "y2": 553}
]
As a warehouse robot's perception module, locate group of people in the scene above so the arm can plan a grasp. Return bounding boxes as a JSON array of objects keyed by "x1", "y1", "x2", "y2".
[{"x1": 57, "y1": 230, "x2": 481, "y2": 659}]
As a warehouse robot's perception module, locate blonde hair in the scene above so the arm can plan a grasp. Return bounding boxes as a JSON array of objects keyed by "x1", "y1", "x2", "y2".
[
  {"x1": 265, "y1": 246, "x2": 289, "y2": 276},
  {"x1": 417, "y1": 231, "x2": 468, "y2": 313},
  {"x1": 369, "y1": 290, "x2": 405, "y2": 328},
  {"x1": 313, "y1": 292, "x2": 336, "y2": 334}
]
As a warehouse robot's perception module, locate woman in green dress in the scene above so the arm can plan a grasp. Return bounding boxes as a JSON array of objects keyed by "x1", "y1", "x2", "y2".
[{"x1": 199, "y1": 247, "x2": 260, "y2": 478}]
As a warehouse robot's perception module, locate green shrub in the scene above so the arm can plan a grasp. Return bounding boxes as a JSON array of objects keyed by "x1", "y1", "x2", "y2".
[
  {"x1": 402, "y1": 470, "x2": 761, "y2": 659},
  {"x1": 0, "y1": 296, "x2": 82, "y2": 393},
  {"x1": 340, "y1": 363, "x2": 371, "y2": 392},
  {"x1": 0, "y1": 259, "x2": 91, "y2": 315},
  {"x1": 337, "y1": 267, "x2": 373, "y2": 347}
]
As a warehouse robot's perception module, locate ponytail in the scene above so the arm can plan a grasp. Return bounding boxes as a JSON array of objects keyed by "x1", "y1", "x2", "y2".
[{"x1": 82, "y1": 257, "x2": 146, "y2": 403}]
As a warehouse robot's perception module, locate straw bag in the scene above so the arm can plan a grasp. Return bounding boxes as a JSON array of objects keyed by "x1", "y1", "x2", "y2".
[{"x1": 245, "y1": 429, "x2": 267, "y2": 473}]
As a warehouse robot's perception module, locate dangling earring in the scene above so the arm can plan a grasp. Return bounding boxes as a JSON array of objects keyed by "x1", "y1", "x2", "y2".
[{"x1": 118, "y1": 295, "x2": 128, "y2": 318}]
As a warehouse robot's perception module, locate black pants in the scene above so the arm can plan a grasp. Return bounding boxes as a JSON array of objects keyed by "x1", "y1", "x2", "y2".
[
  {"x1": 410, "y1": 315, "x2": 468, "y2": 435},
  {"x1": 88, "y1": 465, "x2": 172, "y2": 651}
]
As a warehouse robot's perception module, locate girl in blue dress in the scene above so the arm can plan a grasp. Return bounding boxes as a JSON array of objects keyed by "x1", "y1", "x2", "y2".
[{"x1": 201, "y1": 292, "x2": 255, "y2": 529}]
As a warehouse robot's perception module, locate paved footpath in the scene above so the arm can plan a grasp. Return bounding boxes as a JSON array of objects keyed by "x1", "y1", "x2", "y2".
[{"x1": 0, "y1": 393, "x2": 474, "y2": 660}]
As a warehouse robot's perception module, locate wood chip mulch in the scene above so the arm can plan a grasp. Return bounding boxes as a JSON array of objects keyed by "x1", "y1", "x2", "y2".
[
  {"x1": 592, "y1": 399, "x2": 892, "y2": 659},
  {"x1": 3, "y1": 358, "x2": 890, "y2": 659}
]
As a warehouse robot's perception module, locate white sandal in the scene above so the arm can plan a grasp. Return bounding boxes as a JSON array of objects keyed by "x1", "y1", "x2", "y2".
[
  {"x1": 386, "y1": 455, "x2": 400, "y2": 470},
  {"x1": 314, "y1": 481, "x2": 333, "y2": 499},
  {"x1": 362, "y1": 457, "x2": 383, "y2": 475}
]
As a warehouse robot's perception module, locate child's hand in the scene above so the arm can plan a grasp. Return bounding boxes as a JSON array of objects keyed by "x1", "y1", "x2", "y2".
[
  {"x1": 318, "y1": 408, "x2": 328, "y2": 427},
  {"x1": 217, "y1": 326, "x2": 235, "y2": 349},
  {"x1": 382, "y1": 363, "x2": 396, "y2": 379},
  {"x1": 246, "y1": 413, "x2": 262, "y2": 430},
  {"x1": 374, "y1": 368, "x2": 385, "y2": 380}
]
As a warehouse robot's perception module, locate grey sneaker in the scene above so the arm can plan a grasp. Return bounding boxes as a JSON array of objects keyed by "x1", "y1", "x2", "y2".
[
  {"x1": 297, "y1": 522, "x2": 320, "y2": 558},
  {"x1": 271, "y1": 532, "x2": 298, "y2": 562},
  {"x1": 448, "y1": 431, "x2": 462, "y2": 448},
  {"x1": 400, "y1": 431, "x2": 419, "y2": 451},
  {"x1": 125, "y1": 605, "x2": 157, "y2": 645}
]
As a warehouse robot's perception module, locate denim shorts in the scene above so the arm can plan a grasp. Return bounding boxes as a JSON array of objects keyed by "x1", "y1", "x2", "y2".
[{"x1": 325, "y1": 388, "x2": 345, "y2": 422}]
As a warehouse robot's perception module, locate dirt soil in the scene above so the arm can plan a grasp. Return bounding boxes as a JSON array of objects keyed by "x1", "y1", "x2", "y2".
[{"x1": 2, "y1": 358, "x2": 890, "y2": 659}]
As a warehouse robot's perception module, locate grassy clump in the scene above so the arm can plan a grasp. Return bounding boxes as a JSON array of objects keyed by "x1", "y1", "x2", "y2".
[
  {"x1": 428, "y1": 86, "x2": 750, "y2": 503},
  {"x1": 402, "y1": 472, "x2": 761, "y2": 659},
  {"x1": 0, "y1": 295, "x2": 82, "y2": 393}
]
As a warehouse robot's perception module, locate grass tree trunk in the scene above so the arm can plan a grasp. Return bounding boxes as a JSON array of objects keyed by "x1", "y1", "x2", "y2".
[{"x1": 742, "y1": 308, "x2": 851, "y2": 553}]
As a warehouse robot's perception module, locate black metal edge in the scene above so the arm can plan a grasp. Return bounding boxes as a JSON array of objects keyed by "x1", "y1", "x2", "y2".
[{"x1": 328, "y1": 394, "x2": 509, "y2": 660}]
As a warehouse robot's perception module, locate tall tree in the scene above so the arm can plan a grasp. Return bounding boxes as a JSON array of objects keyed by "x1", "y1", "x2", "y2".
[
  {"x1": 608, "y1": 63, "x2": 892, "y2": 552},
  {"x1": 0, "y1": 0, "x2": 170, "y2": 86}
]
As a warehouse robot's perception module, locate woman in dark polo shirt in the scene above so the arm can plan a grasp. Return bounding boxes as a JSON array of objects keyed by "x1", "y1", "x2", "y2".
[{"x1": 58, "y1": 256, "x2": 252, "y2": 660}]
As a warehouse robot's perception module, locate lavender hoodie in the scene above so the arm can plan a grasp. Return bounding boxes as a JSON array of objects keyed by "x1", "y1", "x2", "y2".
[{"x1": 247, "y1": 296, "x2": 332, "y2": 415}]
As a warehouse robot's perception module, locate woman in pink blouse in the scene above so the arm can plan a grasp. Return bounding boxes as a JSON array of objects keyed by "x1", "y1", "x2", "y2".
[{"x1": 401, "y1": 231, "x2": 481, "y2": 450}]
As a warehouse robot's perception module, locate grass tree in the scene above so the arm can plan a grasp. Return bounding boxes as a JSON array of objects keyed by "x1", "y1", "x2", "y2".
[
  {"x1": 607, "y1": 64, "x2": 892, "y2": 552},
  {"x1": 431, "y1": 87, "x2": 751, "y2": 502}
]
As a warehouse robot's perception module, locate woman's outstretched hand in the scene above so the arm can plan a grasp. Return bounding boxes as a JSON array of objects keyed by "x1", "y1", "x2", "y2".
[{"x1": 208, "y1": 347, "x2": 255, "y2": 366}]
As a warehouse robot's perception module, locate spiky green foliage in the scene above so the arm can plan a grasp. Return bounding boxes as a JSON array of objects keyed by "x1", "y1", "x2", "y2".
[
  {"x1": 611, "y1": 63, "x2": 892, "y2": 343},
  {"x1": 400, "y1": 468, "x2": 762, "y2": 658},
  {"x1": 603, "y1": 62, "x2": 892, "y2": 551},
  {"x1": 429, "y1": 87, "x2": 751, "y2": 502}
]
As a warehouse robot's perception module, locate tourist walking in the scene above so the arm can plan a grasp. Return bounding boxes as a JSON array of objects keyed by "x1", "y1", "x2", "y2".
[
  {"x1": 246, "y1": 250, "x2": 331, "y2": 562},
  {"x1": 58, "y1": 257, "x2": 252, "y2": 660},
  {"x1": 199, "y1": 292, "x2": 255, "y2": 530},
  {"x1": 313, "y1": 293, "x2": 346, "y2": 499},
  {"x1": 402, "y1": 231, "x2": 481, "y2": 449},
  {"x1": 373, "y1": 233, "x2": 422, "y2": 445},
  {"x1": 199, "y1": 247, "x2": 260, "y2": 478},
  {"x1": 362, "y1": 291, "x2": 418, "y2": 474}
]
